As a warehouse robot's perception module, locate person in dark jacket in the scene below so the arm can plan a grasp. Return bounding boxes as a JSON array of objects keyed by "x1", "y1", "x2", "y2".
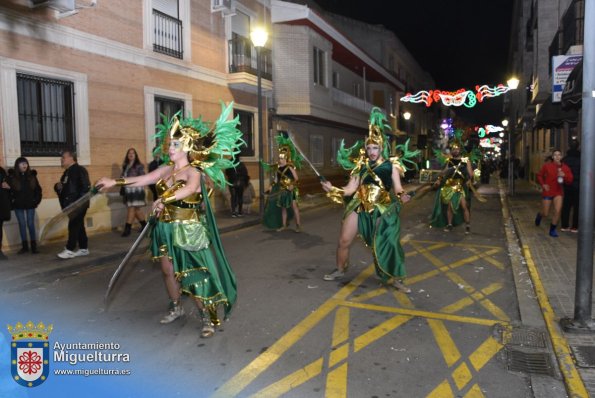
[
  {"x1": 54, "y1": 150, "x2": 91, "y2": 259},
  {"x1": 561, "y1": 141, "x2": 581, "y2": 232},
  {"x1": 147, "y1": 147, "x2": 163, "y2": 202},
  {"x1": 8, "y1": 157, "x2": 42, "y2": 254},
  {"x1": 0, "y1": 167, "x2": 11, "y2": 260},
  {"x1": 225, "y1": 158, "x2": 249, "y2": 217}
]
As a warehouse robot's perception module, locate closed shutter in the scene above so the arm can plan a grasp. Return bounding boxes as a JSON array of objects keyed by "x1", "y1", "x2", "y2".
[{"x1": 232, "y1": 10, "x2": 250, "y2": 38}]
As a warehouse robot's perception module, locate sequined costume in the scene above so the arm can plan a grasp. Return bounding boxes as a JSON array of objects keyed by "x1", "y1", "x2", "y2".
[
  {"x1": 150, "y1": 177, "x2": 237, "y2": 324},
  {"x1": 430, "y1": 157, "x2": 471, "y2": 228},
  {"x1": 263, "y1": 164, "x2": 297, "y2": 229},
  {"x1": 342, "y1": 159, "x2": 406, "y2": 282}
]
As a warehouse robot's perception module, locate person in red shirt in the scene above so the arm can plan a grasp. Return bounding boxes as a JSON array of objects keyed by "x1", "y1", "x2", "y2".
[{"x1": 535, "y1": 149, "x2": 573, "y2": 237}]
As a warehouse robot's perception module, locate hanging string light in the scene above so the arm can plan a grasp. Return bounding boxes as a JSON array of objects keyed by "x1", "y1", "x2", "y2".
[{"x1": 401, "y1": 84, "x2": 513, "y2": 108}]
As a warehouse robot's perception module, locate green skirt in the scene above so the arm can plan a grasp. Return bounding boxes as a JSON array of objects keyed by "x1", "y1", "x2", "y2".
[
  {"x1": 262, "y1": 183, "x2": 296, "y2": 229},
  {"x1": 150, "y1": 219, "x2": 235, "y2": 317},
  {"x1": 346, "y1": 198, "x2": 406, "y2": 282},
  {"x1": 429, "y1": 185, "x2": 469, "y2": 228}
]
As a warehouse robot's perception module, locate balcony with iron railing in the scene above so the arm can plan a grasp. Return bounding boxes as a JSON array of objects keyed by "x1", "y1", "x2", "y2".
[
  {"x1": 330, "y1": 87, "x2": 374, "y2": 114},
  {"x1": 228, "y1": 33, "x2": 272, "y2": 80},
  {"x1": 153, "y1": 9, "x2": 183, "y2": 59}
]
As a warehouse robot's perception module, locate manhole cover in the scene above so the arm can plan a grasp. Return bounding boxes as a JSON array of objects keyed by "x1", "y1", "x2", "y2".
[
  {"x1": 503, "y1": 327, "x2": 547, "y2": 348},
  {"x1": 570, "y1": 345, "x2": 595, "y2": 368},
  {"x1": 505, "y1": 348, "x2": 555, "y2": 376}
]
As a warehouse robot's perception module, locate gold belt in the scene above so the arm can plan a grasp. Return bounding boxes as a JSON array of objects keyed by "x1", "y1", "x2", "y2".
[
  {"x1": 356, "y1": 184, "x2": 391, "y2": 212},
  {"x1": 159, "y1": 205, "x2": 200, "y2": 223}
]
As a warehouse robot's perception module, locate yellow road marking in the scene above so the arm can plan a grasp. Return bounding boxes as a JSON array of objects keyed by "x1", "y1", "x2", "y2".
[
  {"x1": 216, "y1": 239, "x2": 514, "y2": 397},
  {"x1": 331, "y1": 307, "x2": 350, "y2": 348},
  {"x1": 523, "y1": 245, "x2": 589, "y2": 398},
  {"x1": 427, "y1": 379, "x2": 454, "y2": 398},
  {"x1": 326, "y1": 362, "x2": 348, "y2": 398},
  {"x1": 427, "y1": 319, "x2": 461, "y2": 367},
  {"x1": 353, "y1": 315, "x2": 412, "y2": 353},
  {"x1": 452, "y1": 362, "x2": 473, "y2": 390},
  {"x1": 339, "y1": 301, "x2": 504, "y2": 327},
  {"x1": 467, "y1": 247, "x2": 505, "y2": 270},
  {"x1": 249, "y1": 358, "x2": 324, "y2": 398},
  {"x1": 468, "y1": 336, "x2": 503, "y2": 371},
  {"x1": 463, "y1": 383, "x2": 486, "y2": 398}
]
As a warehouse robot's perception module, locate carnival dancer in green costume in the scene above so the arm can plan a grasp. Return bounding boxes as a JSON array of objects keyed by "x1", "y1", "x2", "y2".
[
  {"x1": 321, "y1": 108, "x2": 419, "y2": 293},
  {"x1": 98, "y1": 102, "x2": 243, "y2": 338},
  {"x1": 429, "y1": 131, "x2": 476, "y2": 234},
  {"x1": 262, "y1": 135, "x2": 303, "y2": 232}
]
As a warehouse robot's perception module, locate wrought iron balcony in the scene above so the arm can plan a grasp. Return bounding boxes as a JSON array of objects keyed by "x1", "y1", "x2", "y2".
[
  {"x1": 228, "y1": 33, "x2": 272, "y2": 80},
  {"x1": 153, "y1": 9, "x2": 183, "y2": 59}
]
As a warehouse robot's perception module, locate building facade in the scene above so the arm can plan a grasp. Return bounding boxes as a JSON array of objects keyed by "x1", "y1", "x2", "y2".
[
  {"x1": 0, "y1": 0, "x2": 272, "y2": 248},
  {"x1": 506, "y1": 0, "x2": 583, "y2": 183}
]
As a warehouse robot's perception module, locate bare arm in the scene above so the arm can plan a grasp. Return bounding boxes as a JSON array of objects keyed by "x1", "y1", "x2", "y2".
[
  {"x1": 321, "y1": 175, "x2": 360, "y2": 196},
  {"x1": 466, "y1": 161, "x2": 474, "y2": 183},
  {"x1": 97, "y1": 164, "x2": 171, "y2": 191},
  {"x1": 392, "y1": 166, "x2": 410, "y2": 203}
]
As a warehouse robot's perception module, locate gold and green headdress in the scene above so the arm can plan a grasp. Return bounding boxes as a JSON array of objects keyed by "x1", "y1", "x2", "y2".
[
  {"x1": 275, "y1": 134, "x2": 303, "y2": 169},
  {"x1": 153, "y1": 101, "x2": 245, "y2": 190},
  {"x1": 367, "y1": 107, "x2": 391, "y2": 159},
  {"x1": 449, "y1": 129, "x2": 465, "y2": 150}
]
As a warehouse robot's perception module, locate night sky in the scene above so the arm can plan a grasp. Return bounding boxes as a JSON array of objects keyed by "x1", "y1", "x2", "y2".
[{"x1": 312, "y1": 0, "x2": 515, "y2": 125}]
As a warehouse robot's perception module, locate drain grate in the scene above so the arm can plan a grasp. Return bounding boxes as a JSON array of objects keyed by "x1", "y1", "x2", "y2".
[
  {"x1": 505, "y1": 348, "x2": 555, "y2": 376},
  {"x1": 570, "y1": 345, "x2": 595, "y2": 368},
  {"x1": 503, "y1": 327, "x2": 547, "y2": 348}
]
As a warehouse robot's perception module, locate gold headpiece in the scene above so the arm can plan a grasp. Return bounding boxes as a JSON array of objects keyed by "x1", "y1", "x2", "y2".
[
  {"x1": 366, "y1": 124, "x2": 384, "y2": 147},
  {"x1": 169, "y1": 116, "x2": 213, "y2": 161}
]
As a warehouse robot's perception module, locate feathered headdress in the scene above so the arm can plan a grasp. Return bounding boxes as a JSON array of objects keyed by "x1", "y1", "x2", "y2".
[
  {"x1": 275, "y1": 134, "x2": 303, "y2": 169},
  {"x1": 448, "y1": 129, "x2": 465, "y2": 150},
  {"x1": 367, "y1": 107, "x2": 391, "y2": 159},
  {"x1": 153, "y1": 102, "x2": 245, "y2": 190},
  {"x1": 390, "y1": 139, "x2": 421, "y2": 176}
]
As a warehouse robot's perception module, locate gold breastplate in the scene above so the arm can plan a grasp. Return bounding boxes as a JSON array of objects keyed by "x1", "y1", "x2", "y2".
[
  {"x1": 155, "y1": 179, "x2": 203, "y2": 222},
  {"x1": 355, "y1": 183, "x2": 391, "y2": 213}
]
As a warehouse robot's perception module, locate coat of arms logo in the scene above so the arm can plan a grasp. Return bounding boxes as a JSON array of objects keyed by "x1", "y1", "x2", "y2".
[{"x1": 7, "y1": 321, "x2": 53, "y2": 387}]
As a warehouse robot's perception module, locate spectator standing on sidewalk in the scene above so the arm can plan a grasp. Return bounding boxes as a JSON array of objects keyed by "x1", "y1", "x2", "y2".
[
  {"x1": 0, "y1": 167, "x2": 11, "y2": 260},
  {"x1": 8, "y1": 157, "x2": 42, "y2": 254},
  {"x1": 120, "y1": 148, "x2": 147, "y2": 237},
  {"x1": 54, "y1": 150, "x2": 91, "y2": 259},
  {"x1": 535, "y1": 149, "x2": 573, "y2": 237},
  {"x1": 561, "y1": 141, "x2": 580, "y2": 232},
  {"x1": 225, "y1": 157, "x2": 249, "y2": 217},
  {"x1": 242, "y1": 179, "x2": 255, "y2": 214}
]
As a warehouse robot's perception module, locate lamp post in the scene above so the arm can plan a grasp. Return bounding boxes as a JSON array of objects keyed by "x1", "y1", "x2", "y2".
[
  {"x1": 502, "y1": 118, "x2": 513, "y2": 195},
  {"x1": 504, "y1": 77, "x2": 519, "y2": 196},
  {"x1": 250, "y1": 27, "x2": 268, "y2": 217}
]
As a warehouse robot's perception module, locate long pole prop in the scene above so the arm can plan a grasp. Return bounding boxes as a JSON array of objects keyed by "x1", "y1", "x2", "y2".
[{"x1": 287, "y1": 133, "x2": 326, "y2": 181}]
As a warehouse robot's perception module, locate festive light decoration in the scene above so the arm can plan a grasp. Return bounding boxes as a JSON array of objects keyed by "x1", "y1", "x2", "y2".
[
  {"x1": 401, "y1": 84, "x2": 512, "y2": 108},
  {"x1": 476, "y1": 125, "x2": 505, "y2": 138}
]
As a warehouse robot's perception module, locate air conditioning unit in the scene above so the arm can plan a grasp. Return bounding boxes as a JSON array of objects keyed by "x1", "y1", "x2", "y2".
[
  {"x1": 211, "y1": 0, "x2": 234, "y2": 14},
  {"x1": 29, "y1": 0, "x2": 75, "y2": 12}
]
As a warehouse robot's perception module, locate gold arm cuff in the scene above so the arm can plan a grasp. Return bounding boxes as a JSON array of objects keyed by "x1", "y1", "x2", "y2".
[
  {"x1": 326, "y1": 186, "x2": 345, "y2": 205},
  {"x1": 115, "y1": 178, "x2": 130, "y2": 186},
  {"x1": 161, "y1": 191, "x2": 177, "y2": 204}
]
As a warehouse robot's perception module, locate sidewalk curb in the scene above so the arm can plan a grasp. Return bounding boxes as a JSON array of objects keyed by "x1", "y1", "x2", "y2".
[{"x1": 500, "y1": 180, "x2": 588, "y2": 397}]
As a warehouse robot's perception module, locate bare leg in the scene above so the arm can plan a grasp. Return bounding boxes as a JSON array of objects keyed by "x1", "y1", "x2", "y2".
[
  {"x1": 551, "y1": 196, "x2": 563, "y2": 225},
  {"x1": 446, "y1": 204, "x2": 454, "y2": 225},
  {"x1": 159, "y1": 256, "x2": 184, "y2": 324},
  {"x1": 336, "y1": 212, "x2": 358, "y2": 271},
  {"x1": 134, "y1": 207, "x2": 145, "y2": 223},
  {"x1": 541, "y1": 200, "x2": 552, "y2": 220},
  {"x1": 292, "y1": 200, "x2": 301, "y2": 229},
  {"x1": 126, "y1": 207, "x2": 136, "y2": 224},
  {"x1": 281, "y1": 208, "x2": 287, "y2": 227},
  {"x1": 459, "y1": 197, "x2": 470, "y2": 223},
  {"x1": 161, "y1": 256, "x2": 180, "y2": 301}
]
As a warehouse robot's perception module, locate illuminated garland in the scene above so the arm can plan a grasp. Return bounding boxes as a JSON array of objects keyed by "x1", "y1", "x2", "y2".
[
  {"x1": 401, "y1": 84, "x2": 512, "y2": 108},
  {"x1": 476, "y1": 125, "x2": 504, "y2": 138}
]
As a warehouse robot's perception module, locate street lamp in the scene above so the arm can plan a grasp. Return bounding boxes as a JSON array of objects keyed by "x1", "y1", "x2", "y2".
[
  {"x1": 502, "y1": 118, "x2": 513, "y2": 194},
  {"x1": 250, "y1": 27, "x2": 268, "y2": 217},
  {"x1": 507, "y1": 77, "x2": 520, "y2": 90}
]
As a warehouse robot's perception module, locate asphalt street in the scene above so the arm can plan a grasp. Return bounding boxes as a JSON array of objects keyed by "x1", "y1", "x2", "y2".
[{"x1": 0, "y1": 185, "x2": 547, "y2": 397}]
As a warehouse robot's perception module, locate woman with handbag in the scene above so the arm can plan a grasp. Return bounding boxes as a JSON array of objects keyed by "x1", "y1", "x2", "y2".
[{"x1": 120, "y1": 148, "x2": 147, "y2": 236}]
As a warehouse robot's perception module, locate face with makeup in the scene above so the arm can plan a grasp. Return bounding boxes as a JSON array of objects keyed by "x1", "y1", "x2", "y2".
[
  {"x1": 169, "y1": 139, "x2": 186, "y2": 162},
  {"x1": 278, "y1": 154, "x2": 287, "y2": 166},
  {"x1": 366, "y1": 144, "x2": 381, "y2": 162}
]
